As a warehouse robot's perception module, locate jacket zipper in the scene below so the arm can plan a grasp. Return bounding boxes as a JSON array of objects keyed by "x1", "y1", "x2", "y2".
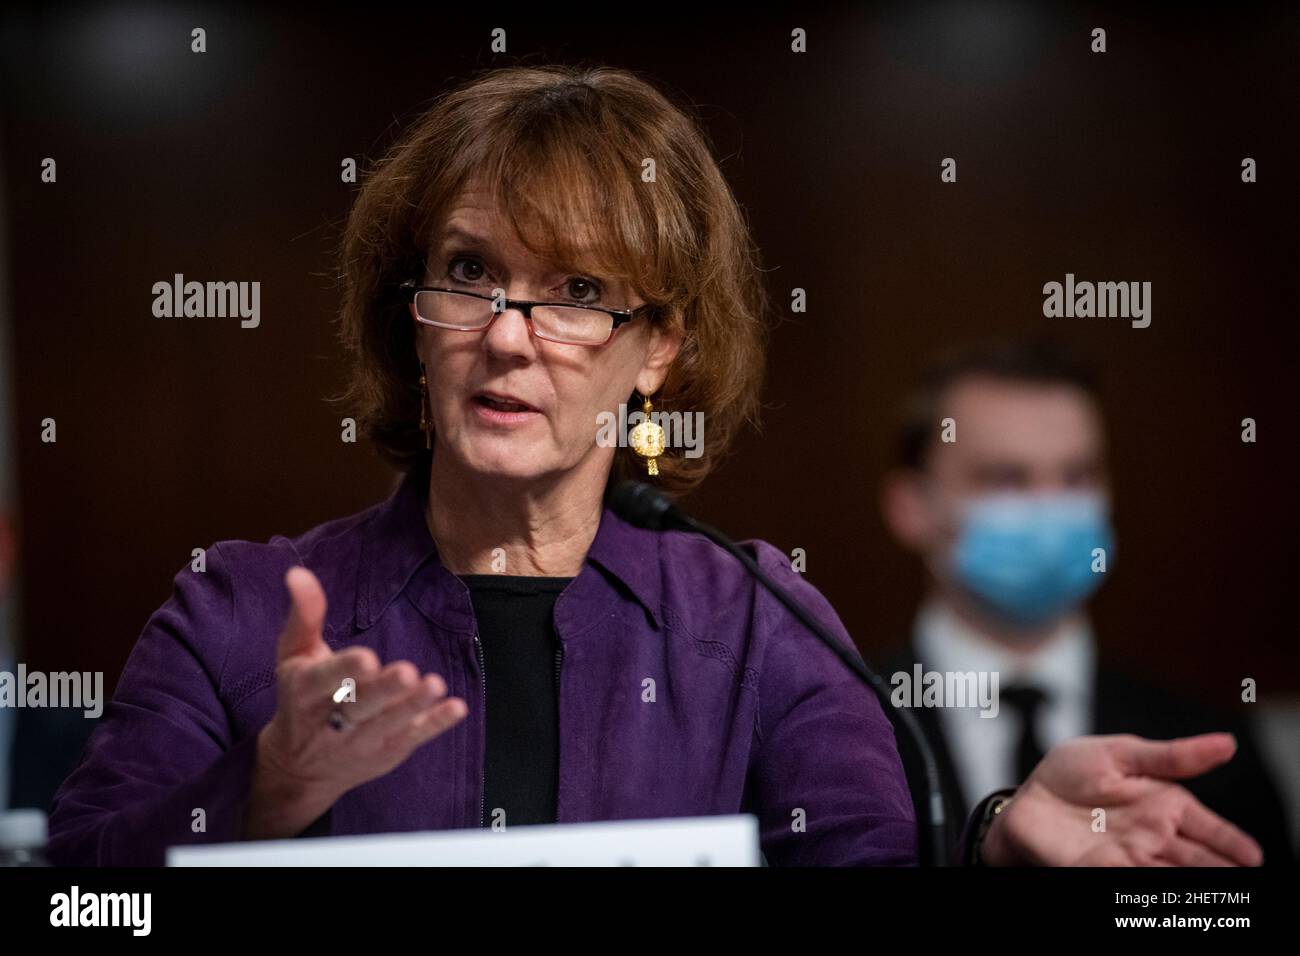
[
  {"x1": 553, "y1": 639, "x2": 563, "y2": 823},
  {"x1": 473, "y1": 632, "x2": 486, "y2": 828}
]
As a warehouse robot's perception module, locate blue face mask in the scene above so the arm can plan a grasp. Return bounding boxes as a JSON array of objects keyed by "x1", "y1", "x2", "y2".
[{"x1": 948, "y1": 492, "x2": 1115, "y2": 626}]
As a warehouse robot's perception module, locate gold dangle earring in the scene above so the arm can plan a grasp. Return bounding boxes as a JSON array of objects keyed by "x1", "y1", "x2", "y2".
[
  {"x1": 418, "y1": 362, "x2": 433, "y2": 450},
  {"x1": 628, "y1": 392, "x2": 666, "y2": 477}
]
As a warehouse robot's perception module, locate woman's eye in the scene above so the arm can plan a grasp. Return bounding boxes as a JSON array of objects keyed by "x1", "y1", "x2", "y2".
[
  {"x1": 563, "y1": 277, "x2": 602, "y2": 303},
  {"x1": 447, "y1": 255, "x2": 487, "y2": 284}
]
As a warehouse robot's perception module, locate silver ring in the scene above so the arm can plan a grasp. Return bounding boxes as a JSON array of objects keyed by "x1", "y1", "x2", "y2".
[{"x1": 327, "y1": 708, "x2": 352, "y2": 732}]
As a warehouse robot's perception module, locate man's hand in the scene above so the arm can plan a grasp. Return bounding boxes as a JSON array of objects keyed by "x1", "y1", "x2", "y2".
[{"x1": 981, "y1": 733, "x2": 1264, "y2": 866}]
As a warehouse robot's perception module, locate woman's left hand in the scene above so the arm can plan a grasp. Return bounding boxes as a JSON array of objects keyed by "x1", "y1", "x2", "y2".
[{"x1": 981, "y1": 732, "x2": 1264, "y2": 866}]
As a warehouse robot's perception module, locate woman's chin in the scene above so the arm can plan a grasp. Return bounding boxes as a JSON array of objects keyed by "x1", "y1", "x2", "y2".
[{"x1": 454, "y1": 445, "x2": 563, "y2": 485}]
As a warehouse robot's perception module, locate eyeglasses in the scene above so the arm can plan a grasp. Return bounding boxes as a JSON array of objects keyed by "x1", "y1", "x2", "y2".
[{"x1": 400, "y1": 281, "x2": 655, "y2": 347}]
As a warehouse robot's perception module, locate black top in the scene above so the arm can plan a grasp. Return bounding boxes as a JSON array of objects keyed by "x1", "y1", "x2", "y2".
[{"x1": 460, "y1": 573, "x2": 572, "y2": 828}]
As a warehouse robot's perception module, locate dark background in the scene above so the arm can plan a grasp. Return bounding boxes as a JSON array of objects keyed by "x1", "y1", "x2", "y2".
[{"x1": 1, "y1": 1, "x2": 1296, "y2": 716}]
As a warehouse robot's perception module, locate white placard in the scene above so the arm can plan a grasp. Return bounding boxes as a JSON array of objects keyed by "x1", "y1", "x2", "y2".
[{"x1": 167, "y1": 814, "x2": 760, "y2": 867}]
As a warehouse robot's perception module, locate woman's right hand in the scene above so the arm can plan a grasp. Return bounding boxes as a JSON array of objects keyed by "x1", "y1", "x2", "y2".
[{"x1": 243, "y1": 566, "x2": 468, "y2": 840}]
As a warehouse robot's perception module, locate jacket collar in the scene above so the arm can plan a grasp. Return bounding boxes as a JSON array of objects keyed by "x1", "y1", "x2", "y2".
[{"x1": 356, "y1": 467, "x2": 663, "y2": 635}]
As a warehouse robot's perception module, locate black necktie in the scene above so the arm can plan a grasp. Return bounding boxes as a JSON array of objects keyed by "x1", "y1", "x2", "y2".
[{"x1": 1000, "y1": 684, "x2": 1049, "y2": 784}]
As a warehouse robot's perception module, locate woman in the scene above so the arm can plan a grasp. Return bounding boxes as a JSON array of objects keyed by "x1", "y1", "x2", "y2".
[
  {"x1": 44, "y1": 63, "x2": 908, "y2": 866},
  {"x1": 46, "y1": 65, "x2": 1262, "y2": 868}
]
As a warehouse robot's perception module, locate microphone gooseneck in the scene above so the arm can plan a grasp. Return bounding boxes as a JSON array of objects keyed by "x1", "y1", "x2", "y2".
[{"x1": 610, "y1": 479, "x2": 950, "y2": 867}]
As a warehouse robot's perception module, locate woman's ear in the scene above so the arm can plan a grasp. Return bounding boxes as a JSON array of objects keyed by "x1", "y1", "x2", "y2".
[{"x1": 635, "y1": 322, "x2": 685, "y2": 396}]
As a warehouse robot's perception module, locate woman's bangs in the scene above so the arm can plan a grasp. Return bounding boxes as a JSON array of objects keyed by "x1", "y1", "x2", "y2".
[{"x1": 480, "y1": 125, "x2": 653, "y2": 293}]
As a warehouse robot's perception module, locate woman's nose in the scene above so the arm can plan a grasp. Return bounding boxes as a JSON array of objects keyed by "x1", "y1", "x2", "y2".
[{"x1": 481, "y1": 303, "x2": 536, "y2": 356}]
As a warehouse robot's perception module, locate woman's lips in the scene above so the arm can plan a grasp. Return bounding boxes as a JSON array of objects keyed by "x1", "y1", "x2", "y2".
[{"x1": 470, "y1": 392, "x2": 541, "y2": 425}]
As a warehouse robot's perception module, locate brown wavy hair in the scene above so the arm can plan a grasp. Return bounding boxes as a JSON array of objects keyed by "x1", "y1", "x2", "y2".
[{"x1": 335, "y1": 63, "x2": 770, "y2": 497}]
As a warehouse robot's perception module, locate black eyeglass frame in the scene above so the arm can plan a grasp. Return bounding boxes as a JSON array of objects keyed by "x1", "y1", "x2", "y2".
[{"x1": 399, "y1": 280, "x2": 656, "y2": 346}]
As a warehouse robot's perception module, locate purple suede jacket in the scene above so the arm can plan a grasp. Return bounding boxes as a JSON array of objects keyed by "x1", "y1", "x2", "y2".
[{"x1": 46, "y1": 469, "x2": 918, "y2": 866}]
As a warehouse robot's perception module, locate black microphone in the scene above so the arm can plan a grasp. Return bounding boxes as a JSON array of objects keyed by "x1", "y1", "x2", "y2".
[
  {"x1": 608, "y1": 479, "x2": 686, "y2": 531},
  {"x1": 610, "y1": 479, "x2": 949, "y2": 866}
]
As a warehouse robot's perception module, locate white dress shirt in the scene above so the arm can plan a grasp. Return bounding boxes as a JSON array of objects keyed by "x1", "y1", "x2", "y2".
[{"x1": 912, "y1": 600, "x2": 1096, "y2": 806}]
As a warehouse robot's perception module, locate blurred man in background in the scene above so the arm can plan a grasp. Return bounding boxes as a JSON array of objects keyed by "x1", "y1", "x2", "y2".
[{"x1": 879, "y1": 339, "x2": 1293, "y2": 865}]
